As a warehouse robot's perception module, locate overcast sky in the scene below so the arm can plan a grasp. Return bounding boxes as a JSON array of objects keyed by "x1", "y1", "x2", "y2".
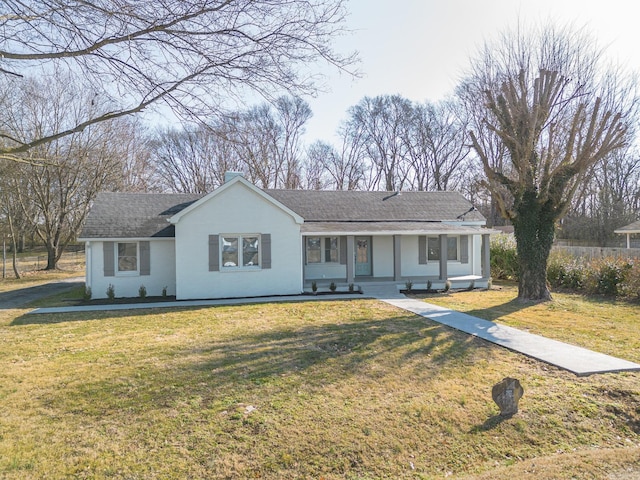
[{"x1": 303, "y1": 0, "x2": 639, "y2": 143}]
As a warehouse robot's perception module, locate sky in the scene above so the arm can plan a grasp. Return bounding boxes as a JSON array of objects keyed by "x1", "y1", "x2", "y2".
[{"x1": 303, "y1": 0, "x2": 640, "y2": 143}]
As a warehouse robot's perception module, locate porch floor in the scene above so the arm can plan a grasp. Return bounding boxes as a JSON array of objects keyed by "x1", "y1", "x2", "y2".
[{"x1": 303, "y1": 275, "x2": 485, "y2": 292}]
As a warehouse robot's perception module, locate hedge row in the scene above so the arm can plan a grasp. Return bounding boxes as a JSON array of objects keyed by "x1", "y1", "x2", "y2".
[{"x1": 490, "y1": 234, "x2": 640, "y2": 299}]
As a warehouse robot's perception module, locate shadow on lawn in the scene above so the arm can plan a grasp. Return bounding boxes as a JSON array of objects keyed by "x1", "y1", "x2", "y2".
[
  {"x1": 462, "y1": 298, "x2": 535, "y2": 323},
  {"x1": 40, "y1": 311, "x2": 491, "y2": 414},
  {"x1": 420, "y1": 290, "x2": 536, "y2": 323}
]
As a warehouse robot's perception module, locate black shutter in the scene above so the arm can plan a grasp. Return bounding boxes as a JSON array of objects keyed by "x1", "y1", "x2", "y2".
[
  {"x1": 418, "y1": 236, "x2": 427, "y2": 264},
  {"x1": 208, "y1": 235, "x2": 219, "y2": 271},
  {"x1": 262, "y1": 234, "x2": 271, "y2": 269},
  {"x1": 139, "y1": 241, "x2": 150, "y2": 275},
  {"x1": 460, "y1": 236, "x2": 469, "y2": 264},
  {"x1": 103, "y1": 242, "x2": 115, "y2": 277}
]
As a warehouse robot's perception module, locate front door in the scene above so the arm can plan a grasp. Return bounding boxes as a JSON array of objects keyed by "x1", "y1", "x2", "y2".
[{"x1": 355, "y1": 236, "x2": 372, "y2": 276}]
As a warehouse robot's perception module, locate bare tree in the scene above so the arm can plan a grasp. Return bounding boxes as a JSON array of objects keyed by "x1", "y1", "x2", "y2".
[
  {"x1": 150, "y1": 96, "x2": 312, "y2": 191},
  {"x1": 303, "y1": 141, "x2": 334, "y2": 190},
  {"x1": 347, "y1": 95, "x2": 414, "y2": 191},
  {"x1": 463, "y1": 23, "x2": 637, "y2": 300},
  {"x1": 561, "y1": 147, "x2": 640, "y2": 245},
  {"x1": 0, "y1": 0, "x2": 355, "y2": 160},
  {"x1": 151, "y1": 126, "x2": 225, "y2": 194},
  {"x1": 3, "y1": 74, "x2": 141, "y2": 269},
  {"x1": 0, "y1": 160, "x2": 23, "y2": 278},
  {"x1": 274, "y1": 96, "x2": 312, "y2": 188},
  {"x1": 409, "y1": 99, "x2": 470, "y2": 191}
]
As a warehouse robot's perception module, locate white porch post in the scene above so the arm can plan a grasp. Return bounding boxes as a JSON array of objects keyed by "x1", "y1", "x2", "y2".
[
  {"x1": 627, "y1": 233, "x2": 631, "y2": 249},
  {"x1": 439, "y1": 234, "x2": 448, "y2": 281},
  {"x1": 346, "y1": 235, "x2": 355, "y2": 283},
  {"x1": 482, "y1": 234, "x2": 491, "y2": 278},
  {"x1": 393, "y1": 235, "x2": 402, "y2": 281}
]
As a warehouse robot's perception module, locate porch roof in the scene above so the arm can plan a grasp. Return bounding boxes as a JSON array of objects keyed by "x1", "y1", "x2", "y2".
[
  {"x1": 301, "y1": 221, "x2": 498, "y2": 236},
  {"x1": 614, "y1": 220, "x2": 640, "y2": 234}
]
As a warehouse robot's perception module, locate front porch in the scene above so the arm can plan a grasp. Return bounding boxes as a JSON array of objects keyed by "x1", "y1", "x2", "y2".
[
  {"x1": 301, "y1": 230, "x2": 492, "y2": 292},
  {"x1": 303, "y1": 274, "x2": 487, "y2": 294}
]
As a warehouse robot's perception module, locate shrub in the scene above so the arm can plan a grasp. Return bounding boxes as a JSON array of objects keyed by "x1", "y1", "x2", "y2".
[
  {"x1": 586, "y1": 257, "x2": 631, "y2": 296},
  {"x1": 162, "y1": 286, "x2": 168, "y2": 298},
  {"x1": 106, "y1": 283, "x2": 115, "y2": 301},
  {"x1": 443, "y1": 280, "x2": 451, "y2": 292},
  {"x1": 426, "y1": 279, "x2": 432, "y2": 291},
  {"x1": 311, "y1": 281, "x2": 318, "y2": 293},
  {"x1": 620, "y1": 260, "x2": 640, "y2": 299},
  {"x1": 546, "y1": 253, "x2": 640, "y2": 299},
  {"x1": 547, "y1": 250, "x2": 586, "y2": 290},
  {"x1": 404, "y1": 280, "x2": 413, "y2": 292},
  {"x1": 348, "y1": 283, "x2": 355, "y2": 293},
  {"x1": 83, "y1": 287, "x2": 92, "y2": 301},
  {"x1": 490, "y1": 234, "x2": 518, "y2": 280},
  {"x1": 329, "y1": 282, "x2": 337, "y2": 292},
  {"x1": 138, "y1": 284, "x2": 147, "y2": 299}
]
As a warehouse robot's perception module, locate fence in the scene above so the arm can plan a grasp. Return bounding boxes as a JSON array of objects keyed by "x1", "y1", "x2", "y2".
[
  {"x1": 1, "y1": 248, "x2": 85, "y2": 278},
  {"x1": 552, "y1": 245, "x2": 640, "y2": 260}
]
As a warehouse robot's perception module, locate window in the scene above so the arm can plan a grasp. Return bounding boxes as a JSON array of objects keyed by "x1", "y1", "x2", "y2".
[
  {"x1": 117, "y1": 242, "x2": 138, "y2": 273},
  {"x1": 427, "y1": 237, "x2": 439, "y2": 261},
  {"x1": 306, "y1": 237, "x2": 321, "y2": 263},
  {"x1": 243, "y1": 236, "x2": 259, "y2": 266},
  {"x1": 306, "y1": 236, "x2": 339, "y2": 264},
  {"x1": 447, "y1": 237, "x2": 458, "y2": 261},
  {"x1": 325, "y1": 237, "x2": 339, "y2": 263},
  {"x1": 427, "y1": 237, "x2": 458, "y2": 261},
  {"x1": 221, "y1": 235, "x2": 260, "y2": 269}
]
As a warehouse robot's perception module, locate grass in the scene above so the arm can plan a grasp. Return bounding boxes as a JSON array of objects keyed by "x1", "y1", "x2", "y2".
[
  {"x1": 417, "y1": 281, "x2": 640, "y2": 363},
  {"x1": 0, "y1": 283, "x2": 638, "y2": 478},
  {"x1": 0, "y1": 261, "x2": 84, "y2": 294}
]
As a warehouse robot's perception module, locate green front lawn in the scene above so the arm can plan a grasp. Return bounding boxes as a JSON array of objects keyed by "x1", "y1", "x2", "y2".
[
  {"x1": 0, "y1": 290, "x2": 638, "y2": 479},
  {"x1": 420, "y1": 281, "x2": 640, "y2": 363}
]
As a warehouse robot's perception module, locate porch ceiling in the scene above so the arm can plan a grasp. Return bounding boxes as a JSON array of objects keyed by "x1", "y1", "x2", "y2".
[{"x1": 301, "y1": 221, "x2": 499, "y2": 236}]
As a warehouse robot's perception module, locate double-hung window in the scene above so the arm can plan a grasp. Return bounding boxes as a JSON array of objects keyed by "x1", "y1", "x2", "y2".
[
  {"x1": 221, "y1": 235, "x2": 260, "y2": 269},
  {"x1": 427, "y1": 237, "x2": 458, "y2": 261},
  {"x1": 306, "y1": 236, "x2": 339, "y2": 264},
  {"x1": 117, "y1": 242, "x2": 138, "y2": 274}
]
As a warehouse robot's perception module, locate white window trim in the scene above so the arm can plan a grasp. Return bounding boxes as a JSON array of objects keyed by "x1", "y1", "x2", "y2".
[
  {"x1": 306, "y1": 236, "x2": 340, "y2": 264},
  {"x1": 220, "y1": 234, "x2": 262, "y2": 271},
  {"x1": 115, "y1": 241, "x2": 139, "y2": 276}
]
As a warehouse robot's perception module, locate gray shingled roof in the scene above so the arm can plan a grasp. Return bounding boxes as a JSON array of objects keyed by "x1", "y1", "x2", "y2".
[
  {"x1": 80, "y1": 189, "x2": 485, "y2": 239},
  {"x1": 266, "y1": 190, "x2": 484, "y2": 223},
  {"x1": 79, "y1": 192, "x2": 200, "y2": 239}
]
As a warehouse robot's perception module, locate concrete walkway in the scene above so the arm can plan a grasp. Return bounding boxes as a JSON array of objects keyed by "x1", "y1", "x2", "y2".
[
  {"x1": 364, "y1": 284, "x2": 640, "y2": 377},
  {"x1": 28, "y1": 284, "x2": 640, "y2": 377}
]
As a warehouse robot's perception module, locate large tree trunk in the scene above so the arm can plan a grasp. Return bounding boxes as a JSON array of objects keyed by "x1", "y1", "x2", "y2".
[
  {"x1": 512, "y1": 190, "x2": 555, "y2": 301},
  {"x1": 45, "y1": 242, "x2": 58, "y2": 270}
]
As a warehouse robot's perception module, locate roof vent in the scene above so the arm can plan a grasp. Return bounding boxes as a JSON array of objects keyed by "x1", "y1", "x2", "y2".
[{"x1": 224, "y1": 171, "x2": 244, "y2": 183}]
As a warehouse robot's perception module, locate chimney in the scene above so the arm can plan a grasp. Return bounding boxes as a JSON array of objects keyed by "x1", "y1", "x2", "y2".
[{"x1": 224, "y1": 171, "x2": 244, "y2": 183}]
